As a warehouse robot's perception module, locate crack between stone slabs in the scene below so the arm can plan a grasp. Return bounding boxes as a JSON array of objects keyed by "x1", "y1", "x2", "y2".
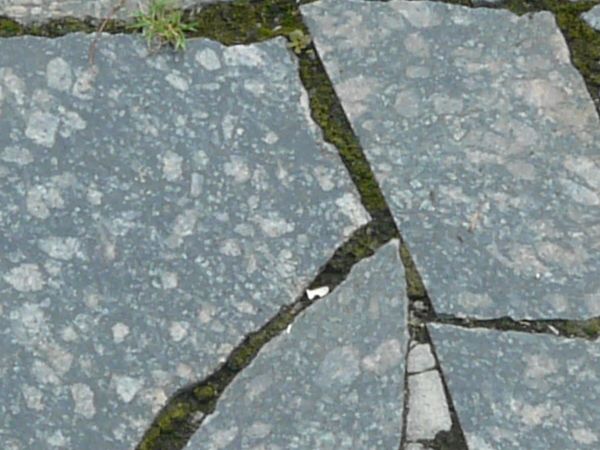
[
  {"x1": 291, "y1": 33, "x2": 472, "y2": 449},
  {"x1": 430, "y1": 313, "x2": 600, "y2": 340},
  {"x1": 0, "y1": 0, "x2": 319, "y2": 40},
  {"x1": 400, "y1": 310, "x2": 469, "y2": 449},
  {"x1": 428, "y1": 0, "x2": 600, "y2": 117},
  {"x1": 134, "y1": 218, "x2": 397, "y2": 450},
  {"x1": 0, "y1": 0, "x2": 465, "y2": 447}
]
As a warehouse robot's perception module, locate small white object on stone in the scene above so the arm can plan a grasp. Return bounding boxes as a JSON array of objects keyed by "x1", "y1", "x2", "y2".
[{"x1": 306, "y1": 286, "x2": 330, "y2": 300}]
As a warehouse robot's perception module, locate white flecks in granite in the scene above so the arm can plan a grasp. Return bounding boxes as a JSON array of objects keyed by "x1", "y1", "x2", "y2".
[
  {"x1": 0, "y1": 35, "x2": 368, "y2": 449},
  {"x1": 302, "y1": 0, "x2": 600, "y2": 319},
  {"x1": 46, "y1": 57, "x2": 73, "y2": 92},
  {"x1": 186, "y1": 241, "x2": 407, "y2": 450},
  {"x1": 38, "y1": 236, "x2": 83, "y2": 260},
  {"x1": 1, "y1": 146, "x2": 33, "y2": 165},
  {"x1": 3, "y1": 263, "x2": 45, "y2": 292},
  {"x1": 430, "y1": 325, "x2": 600, "y2": 449},
  {"x1": 407, "y1": 343, "x2": 436, "y2": 374},
  {"x1": 196, "y1": 48, "x2": 222, "y2": 71},
  {"x1": 71, "y1": 383, "x2": 96, "y2": 419},
  {"x1": 583, "y1": 4, "x2": 600, "y2": 31},
  {"x1": 111, "y1": 323, "x2": 130, "y2": 344}
]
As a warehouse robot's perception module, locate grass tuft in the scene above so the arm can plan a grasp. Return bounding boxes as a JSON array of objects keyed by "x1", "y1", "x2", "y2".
[{"x1": 131, "y1": 0, "x2": 196, "y2": 51}]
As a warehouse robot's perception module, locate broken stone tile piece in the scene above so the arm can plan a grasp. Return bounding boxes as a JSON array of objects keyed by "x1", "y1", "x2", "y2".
[
  {"x1": 186, "y1": 241, "x2": 407, "y2": 449},
  {"x1": 406, "y1": 370, "x2": 452, "y2": 441},
  {"x1": 0, "y1": 0, "x2": 229, "y2": 23},
  {"x1": 583, "y1": 4, "x2": 600, "y2": 31},
  {"x1": 0, "y1": 35, "x2": 368, "y2": 450},
  {"x1": 302, "y1": 0, "x2": 600, "y2": 319},
  {"x1": 407, "y1": 343, "x2": 436, "y2": 373},
  {"x1": 430, "y1": 324, "x2": 600, "y2": 449}
]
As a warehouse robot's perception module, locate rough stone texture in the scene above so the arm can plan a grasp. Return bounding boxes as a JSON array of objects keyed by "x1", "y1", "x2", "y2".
[
  {"x1": 0, "y1": 35, "x2": 369, "y2": 450},
  {"x1": 430, "y1": 324, "x2": 600, "y2": 449},
  {"x1": 0, "y1": 0, "x2": 218, "y2": 23},
  {"x1": 405, "y1": 444, "x2": 427, "y2": 450},
  {"x1": 405, "y1": 369, "x2": 452, "y2": 441},
  {"x1": 407, "y1": 343, "x2": 436, "y2": 374},
  {"x1": 303, "y1": 0, "x2": 600, "y2": 319},
  {"x1": 583, "y1": 4, "x2": 600, "y2": 31},
  {"x1": 186, "y1": 241, "x2": 407, "y2": 450}
]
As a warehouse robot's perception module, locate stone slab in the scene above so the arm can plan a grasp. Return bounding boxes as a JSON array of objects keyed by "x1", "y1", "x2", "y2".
[
  {"x1": 430, "y1": 324, "x2": 600, "y2": 449},
  {"x1": 0, "y1": 35, "x2": 369, "y2": 450},
  {"x1": 405, "y1": 369, "x2": 451, "y2": 441},
  {"x1": 302, "y1": 0, "x2": 600, "y2": 319},
  {"x1": 186, "y1": 241, "x2": 407, "y2": 450},
  {"x1": 583, "y1": 4, "x2": 600, "y2": 31},
  {"x1": 0, "y1": 0, "x2": 220, "y2": 23}
]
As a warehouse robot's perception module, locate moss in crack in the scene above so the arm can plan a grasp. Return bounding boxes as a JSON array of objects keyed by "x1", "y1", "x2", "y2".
[
  {"x1": 435, "y1": 315, "x2": 600, "y2": 340},
  {"x1": 399, "y1": 242, "x2": 429, "y2": 303},
  {"x1": 183, "y1": 0, "x2": 304, "y2": 45},
  {"x1": 0, "y1": 15, "x2": 128, "y2": 37},
  {"x1": 297, "y1": 48, "x2": 391, "y2": 218},
  {"x1": 0, "y1": 17, "x2": 23, "y2": 36},
  {"x1": 433, "y1": 0, "x2": 473, "y2": 6},
  {"x1": 136, "y1": 222, "x2": 398, "y2": 450}
]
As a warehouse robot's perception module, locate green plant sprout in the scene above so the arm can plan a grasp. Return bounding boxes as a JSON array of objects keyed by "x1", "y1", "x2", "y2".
[
  {"x1": 131, "y1": 0, "x2": 196, "y2": 52},
  {"x1": 287, "y1": 29, "x2": 312, "y2": 55}
]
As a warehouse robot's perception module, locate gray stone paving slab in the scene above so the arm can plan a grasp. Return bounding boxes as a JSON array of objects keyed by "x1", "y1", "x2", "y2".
[
  {"x1": 405, "y1": 369, "x2": 451, "y2": 441},
  {"x1": 0, "y1": 34, "x2": 369, "y2": 450},
  {"x1": 583, "y1": 4, "x2": 600, "y2": 31},
  {"x1": 430, "y1": 324, "x2": 600, "y2": 449},
  {"x1": 186, "y1": 241, "x2": 407, "y2": 450},
  {"x1": 302, "y1": 0, "x2": 600, "y2": 319},
  {"x1": 0, "y1": 0, "x2": 217, "y2": 23}
]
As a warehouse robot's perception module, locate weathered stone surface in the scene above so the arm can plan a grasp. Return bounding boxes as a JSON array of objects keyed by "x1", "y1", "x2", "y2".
[
  {"x1": 583, "y1": 4, "x2": 600, "y2": 31},
  {"x1": 0, "y1": 35, "x2": 369, "y2": 450},
  {"x1": 430, "y1": 324, "x2": 600, "y2": 449},
  {"x1": 405, "y1": 369, "x2": 452, "y2": 441},
  {"x1": 303, "y1": 0, "x2": 600, "y2": 319},
  {"x1": 407, "y1": 343, "x2": 436, "y2": 374},
  {"x1": 186, "y1": 241, "x2": 407, "y2": 450},
  {"x1": 0, "y1": 0, "x2": 218, "y2": 23}
]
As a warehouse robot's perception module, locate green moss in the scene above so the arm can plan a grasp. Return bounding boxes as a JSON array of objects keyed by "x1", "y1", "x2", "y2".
[
  {"x1": 0, "y1": 17, "x2": 24, "y2": 36},
  {"x1": 193, "y1": 384, "x2": 216, "y2": 402},
  {"x1": 0, "y1": 15, "x2": 128, "y2": 37},
  {"x1": 137, "y1": 401, "x2": 194, "y2": 450},
  {"x1": 441, "y1": 0, "x2": 473, "y2": 6},
  {"x1": 184, "y1": 0, "x2": 303, "y2": 45},
  {"x1": 581, "y1": 318, "x2": 600, "y2": 339},
  {"x1": 556, "y1": 318, "x2": 600, "y2": 339},
  {"x1": 399, "y1": 242, "x2": 427, "y2": 301},
  {"x1": 297, "y1": 51, "x2": 390, "y2": 217}
]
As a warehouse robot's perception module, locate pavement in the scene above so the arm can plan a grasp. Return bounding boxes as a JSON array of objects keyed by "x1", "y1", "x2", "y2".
[{"x1": 0, "y1": 1, "x2": 599, "y2": 449}]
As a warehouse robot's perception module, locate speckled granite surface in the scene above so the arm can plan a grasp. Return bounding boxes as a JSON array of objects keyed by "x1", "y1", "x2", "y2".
[
  {"x1": 583, "y1": 4, "x2": 600, "y2": 31},
  {"x1": 185, "y1": 241, "x2": 407, "y2": 450},
  {"x1": 0, "y1": 34, "x2": 368, "y2": 450},
  {"x1": 430, "y1": 324, "x2": 600, "y2": 449},
  {"x1": 302, "y1": 0, "x2": 600, "y2": 319},
  {"x1": 0, "y1": 0, "x2": 217, "y2": 23}
]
